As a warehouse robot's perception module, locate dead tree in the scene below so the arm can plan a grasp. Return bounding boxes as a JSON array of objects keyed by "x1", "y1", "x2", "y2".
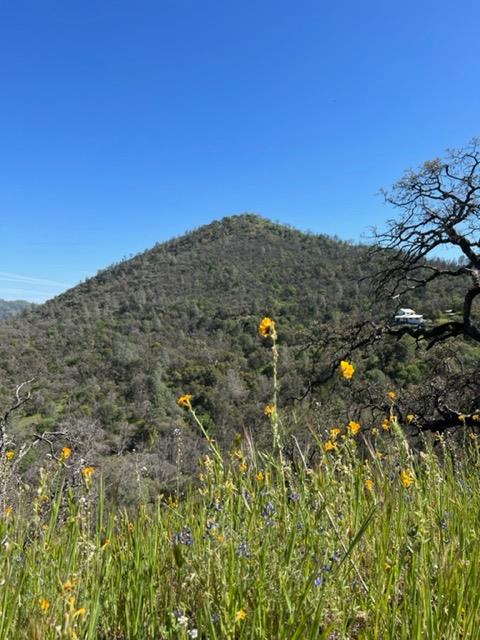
[{"x1": 371, "y1": 138, "x2": 480, "y2": 349}]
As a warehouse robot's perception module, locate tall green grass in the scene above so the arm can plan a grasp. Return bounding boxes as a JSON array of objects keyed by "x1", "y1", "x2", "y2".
[
  {"x1": 1, "y1": 429, "x2": 480, "y2": 639},
  {"x1": 2, "y1": 318, "x2": 480, "y2": 638}
]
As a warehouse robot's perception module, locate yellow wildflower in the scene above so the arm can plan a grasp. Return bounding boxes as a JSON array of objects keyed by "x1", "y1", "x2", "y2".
[
  {"x1": 459, "y1": 414, "x2": 466, "y2": 424},
  {"x1": 4, "y1": 506, "x2": 12, "y2": 517},
  {"x1": 473, "y1": 414, "x2": 480, "y2": 422},
  {"x1": 364, "y1": 479, "x2": 374, "y2": 491},
  {"x1": 74, "y1": 607, "x2": 86, "y2": 618},
  {"x1": 177, "y1": 394, "x2": 192, "y2": 408},
  {"x1": 63, "y1": 581, "x2": 74, "y2": 591},
  {"x1": 384, "y1": 562, "x2": 392, "y2": 572},
  {"x1": 60, "y1": 446, "x2": 72, "y2": 461},
  {"x1": 235, "y1": 609, "x2": 247, "y2": 622},
  {"x1": 347, "y1": 421, "x2": 361, "y2": 436},
  {"x1": 81, "y1": 466, "x2": 95, "y2": 480},
  {"x1": 263, "y1": 404, "x2": 276, "y2": 417},
  {"x1": 239, "y1": 461, "x2": 248, "y2": 473},
  {"x1": 258, "y1": 316, "x2": 276, "y2": 338},
  {"x1": 39, "y1": 598, "x2": 50, "y2": 612},
  {"x1": 468, "y1": 432, "x2": 477, "y2": 441},
  {"x1": 400, "y1": 469, "x2": 414, "y2": 488},
  {"x1": 339, "y1": 360, "x2": 355, "y2": 380},
  {"x1": 329, "y1": 427, "x2": 341, "y2": 440},
  {"x1": 406, "y1": 414, "x2": 416, "y2": 424},
  {"x1": 323, "y1": 440, "x2": 337, "y2": 452},
  {"x1": 5, "y1": 450, "x2": 15, "y2": 461},
  {"x1": 387, "y1": 391, "x2": 396, "y2": 401},
  {"x1": 217, "y1": 533, "x2": 226, "y2": 544},
  {"x1": 382, "y1": 417, "x2": 391, "y2": 431},
  {"x1": 256, "y1": 470, "x2": 265, "y2": 482}
]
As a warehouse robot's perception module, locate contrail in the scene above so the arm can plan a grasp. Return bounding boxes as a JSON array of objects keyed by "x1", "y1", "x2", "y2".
[{"x1": 0, "y1": 272, "x2": 71, "y2": 288}]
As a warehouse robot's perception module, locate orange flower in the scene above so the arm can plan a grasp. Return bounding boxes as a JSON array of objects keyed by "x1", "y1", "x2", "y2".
[
  {"x1": 177, "y1": 394, "x2": 193, "y2": 408},
  {"x1": 60, "y1": 446, "x2": 72, "y2": 461},
  {"x1": 400, "y1": 469, "x2": 414, "y2": 488},
  {"x1": 263, "y1": 404, "x2": 275, "y2": 417},
  {"x1": 39, "y1": 598, "x2": 50, "y2": 612},
  {"x1": 347, "y1": 421, "x2": 361, "y2": 436},
  {"x1": 339, "y1": 360, "x2": 355, "y2": 380},
  {"x1": 81, "y1": 466, "x2": 95, "y2": 480},
  {"x1": 329, "y1": 427, "x2": 341, "y2": 440},
  {"x1": 323, "y1": 440, "x2": 337, "y2": 452},
  {"x1": 258, "y1": 317, "x2": 276, "y2": 338},
  {"x1": 364, "y1": 479, "x2": 374, "y2": 491},
  {"x1": 235, "y1": 609, "x2": 247, "y2": 622}
]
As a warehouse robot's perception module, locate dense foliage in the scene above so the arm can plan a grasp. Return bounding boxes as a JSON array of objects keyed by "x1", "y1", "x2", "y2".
[{"x1": 0, "y1": 215, "x2": 475, "y2": 497}]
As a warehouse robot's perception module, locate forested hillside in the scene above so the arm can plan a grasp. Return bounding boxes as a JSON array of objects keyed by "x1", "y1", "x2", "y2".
[{"x1": 0, "y1": 215, "x2": 473, "y2": 501}]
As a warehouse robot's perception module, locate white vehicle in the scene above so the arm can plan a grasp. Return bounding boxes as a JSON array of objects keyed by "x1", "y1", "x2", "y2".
[{"x1": 392, "y1": 308, "x2": 425, "y2": 326}]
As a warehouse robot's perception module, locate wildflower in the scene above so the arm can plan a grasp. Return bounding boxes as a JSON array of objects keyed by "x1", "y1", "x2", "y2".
[
  {"x1": 188, "y1": 630, "x2": 199, "y2": 639},
  {"x1": 459, "y1": 414, "x2": 466, "y2": 424},
  {"x1": 261, "y1": 501, "x2": 276, "y2": 518},
  {"x1": 177, "y1": 394, "x2": 193, "y2": 408},
  {"x1": 202, "y1": 455, "x2": 214, "y2": 469},
  {"x1": 81, "y1": 466, "x2": 95, "y2": 481},
  {"x1": 263, "y1": 404, "x2": 275, "y2": 417},
  {"x1": 235, "y1": 609, "x2": 247, "y2": 622},
  {"x1": 339, "y1": 360, "x2": 355, "y2": 380},
  {"x1": 74, "y1": 607, "x2": 86, "y2": 618},
  {"x1": 288, "y1": 491, "x2": 300, "y2": 503},
  {"x1": 39, "y1": 598, "x2": 50, "y2": 612},
  {"x1": 172, "y1": 527, "x2": 193, "y2": 546},
  {"x1": 469, "y1": 432, "x2": 478, "y2": 441},
  {"x1": 217, "y1": 534, "x2": 226, "y2": 544},
  {"x1": 371, "y1": 427, "x2": 379, "y2": 436},
  {"x1": 473, "y1": 414, "x2": 480, "y2": 422},
  {"x1": 384, "y1": 562, "x2": 392, "y2": 572},
  {"x1": 382, "y1": 418, "x2": 391, "y2": 431},
  {"x1": 323, "y1": 440, "x2": 337, "y2": 452},
  {"x1": 400, "y1": 469, "x2": 414, "y2": 488},
  {"x1": 239, "y1": 461, "x2": 247, "y2": 473},
  {"x1": 329, "y1": 427, "x2": 341, "y2": 440},
  {"x1": 347, "y1": 421, "x2": 361, "y2": 436},
  {"x1": 256, "y1": 471, "x2": 265, "y2": 482},
  {"x1": 5, "y1": 450, "x2": 15, "y2": 461},
  {"x1": 60, "y1": 447, "x2": 72, "y2": 461},
  {"x1": 364, "y1": 479, "x2": 374, "y2": 491},
  {"x1": 258, "y1": 316, "x2": 275, "y2": 338},
  {"x1": 387, "y1": 391, "x2": 396, "y2": 401},
  {"x1": 4, "y1": 506, "x2": 12, "y2": 517},
  {"x1": 101, "y1": 538, "x2": 111, "y2": 550},
  {"x1": 236, "y1": 541, "x2": 250, "y2": 557},
  {"x1": 177, "y1": 614, "x2": 189, "y2": 627},
  {"x1": 406, "y1": 414, "x2": 416, "y2": 424},
  {"x1": 63, "y1": 581, "x2": 74, "y2": 591},
  {"x1": 127, "y1": 522, "x2": 134, "y2": 532},
  {"x1": 314, "y1": 575, "x2": 324, "y2": 587}
]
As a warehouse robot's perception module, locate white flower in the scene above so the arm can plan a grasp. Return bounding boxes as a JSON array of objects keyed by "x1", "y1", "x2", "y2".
[{"x1": 188, "y1": 630, "x2": 198, "y2": 639}]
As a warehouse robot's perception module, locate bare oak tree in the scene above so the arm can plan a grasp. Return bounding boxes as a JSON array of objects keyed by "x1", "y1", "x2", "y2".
[{"x1": 372, "y1": 138, "x2": 480, "y2": 349}]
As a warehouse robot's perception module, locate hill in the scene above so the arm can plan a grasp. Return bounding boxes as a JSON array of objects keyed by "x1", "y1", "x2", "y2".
[
  {"x1": 0, "y1": 299, "x2": 31, "y2": 320},
  {"x1": 0, "y1": 214, "x2": 470, "y2": 501}
]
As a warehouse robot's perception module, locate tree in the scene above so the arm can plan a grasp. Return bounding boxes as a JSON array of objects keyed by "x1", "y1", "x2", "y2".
[{"x1": 371, "y1": 138, "x2": 480, "y2": 349}]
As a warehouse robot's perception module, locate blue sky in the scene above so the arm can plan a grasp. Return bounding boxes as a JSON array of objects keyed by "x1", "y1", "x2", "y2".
[{"x1": 1, "y1": 0, "x2": 479, "y2": 302}]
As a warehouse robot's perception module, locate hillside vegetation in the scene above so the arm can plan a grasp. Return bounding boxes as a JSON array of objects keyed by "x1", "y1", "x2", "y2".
[
  {"x1": 0, "y1": 298, "x2": 31, "y2": 320},
  {"x1": 0, "y1": 215, "x2": 474, "y2": 499}
]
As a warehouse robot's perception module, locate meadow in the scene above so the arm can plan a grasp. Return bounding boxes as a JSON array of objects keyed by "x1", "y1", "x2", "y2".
[{"x1": 1, "y1": 318, "x2": 480, "y2": 639}]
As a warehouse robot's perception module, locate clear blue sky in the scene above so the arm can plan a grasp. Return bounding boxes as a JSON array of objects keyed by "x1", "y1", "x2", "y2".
[{"x1": 1, "y1": 0, "x2": 479, "y2": 302}]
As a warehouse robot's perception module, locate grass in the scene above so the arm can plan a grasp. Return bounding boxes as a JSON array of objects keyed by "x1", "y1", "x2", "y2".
[
  {"x1": 1, "y1": 428, "x2": 480, "y2": 639},
  {"x1": 1, "y1": 318, "x2": 480, "y2": 638}
]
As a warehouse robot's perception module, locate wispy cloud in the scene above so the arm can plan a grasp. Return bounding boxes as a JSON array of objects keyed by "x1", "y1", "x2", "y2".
[{"x1": 0, "y1": 272, "x2": 71, "y2": 288}]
